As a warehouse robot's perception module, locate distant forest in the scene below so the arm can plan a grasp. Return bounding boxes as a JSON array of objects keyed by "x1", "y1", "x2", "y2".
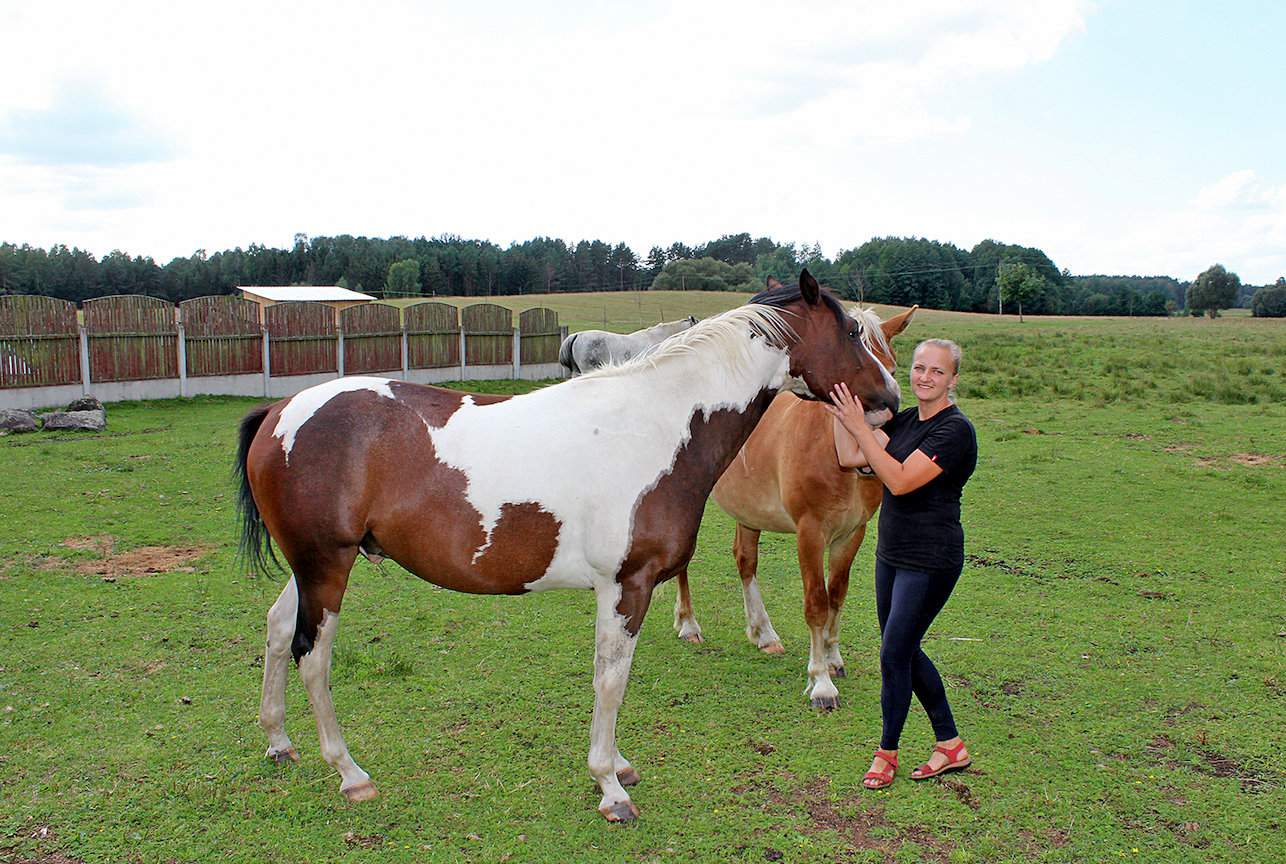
[{"x1": 1, "y1": 230, "x2": 1257, "y2": 316}]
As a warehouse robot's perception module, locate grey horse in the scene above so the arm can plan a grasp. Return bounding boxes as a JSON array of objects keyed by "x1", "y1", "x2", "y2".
[{"x1": 559, "y1": 316, "x2": 698, "y2": 375}]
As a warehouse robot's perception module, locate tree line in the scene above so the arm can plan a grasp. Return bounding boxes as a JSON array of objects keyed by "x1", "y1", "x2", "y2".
[{"x1": 1, "y1": 232, "x2": 1280, "y2": 317}]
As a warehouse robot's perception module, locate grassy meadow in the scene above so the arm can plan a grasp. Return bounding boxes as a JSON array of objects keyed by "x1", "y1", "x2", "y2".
[{"x1": 1, "y1": 302, "x2": 1283, "y2": 863}]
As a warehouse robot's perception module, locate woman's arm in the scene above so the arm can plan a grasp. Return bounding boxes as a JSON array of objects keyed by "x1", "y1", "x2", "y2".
[
  {"x1": 824, "y1": 383, "x2": 944, "y2": 495},
  {"x1": 832, "y1": 416, "x2": 887, "y2": 469}
]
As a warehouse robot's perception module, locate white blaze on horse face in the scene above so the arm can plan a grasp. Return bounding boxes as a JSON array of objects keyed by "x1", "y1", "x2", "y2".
[
  {"x1": 425, "y1": 310, "x2": 793, "y2": 590},
  {"x1": 272, "y1": 376, "x2": 396, "y2": 462}
]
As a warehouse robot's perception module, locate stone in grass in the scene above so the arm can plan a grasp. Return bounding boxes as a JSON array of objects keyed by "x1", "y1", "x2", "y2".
[
  {"x1": 66, "y1": 395, "x2": 104, "y2": 413},
  {"x1": 0, "y1": 408, "x2": 41, "y2": 434},
  {"x1": 41, "y1": 409, "x2": 106, "y2": 431}
]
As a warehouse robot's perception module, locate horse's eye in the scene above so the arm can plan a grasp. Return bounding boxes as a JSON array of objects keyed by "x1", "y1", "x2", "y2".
[{"x1": 848, "y1": 328, "x2": 860, "y2": 341}]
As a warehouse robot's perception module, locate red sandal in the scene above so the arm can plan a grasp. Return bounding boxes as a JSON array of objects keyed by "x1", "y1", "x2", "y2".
[
  {"x1": 911, "y1": 740, "x2": 971, "y2": 780},
  {"x1": 862, "y1": 748, "x2": 898, "y2": 790}
]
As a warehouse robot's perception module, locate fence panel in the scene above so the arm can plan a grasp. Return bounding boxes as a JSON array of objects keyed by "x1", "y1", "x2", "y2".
[
  {"x1": 266, "y1": 303, "x2": 337, "y2": 376},
  {"x1": 462, "y1": 303, "x2": 513, "y2": 366},
  {"x1": 0, "y1": 295, "x2": 81, "y2": 389},
  {"x1": 518, "y1": 307, "x2": 561, "y2": 366},
  {"x1": 405, "y1": 302, "x2": 460, "y2": 369},
  {"x1": 84, "y1": 295, "x2": 178, "y2": 382},
  {"x1": 341, "y1": 304, "x2": 402, "y2": 374},
  {"x1": 180, "y1": 295, "x2": 263, "y2": 377}
]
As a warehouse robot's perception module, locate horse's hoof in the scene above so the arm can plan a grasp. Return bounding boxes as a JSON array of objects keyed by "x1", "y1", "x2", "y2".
[
  {"x1": 760, "y1": 642, "x2": 785, "y2": 655},
  {"x1": 600, "y1": 800, "x2": 640, "y2": 822},
  {"x1": 680, "y1": 632, "x2": 704, "y2": 645},
  {"x1": 810, "y1": 695, "x2": 840, "y2": 711},
  {"x1": 617, "y1": 766, "x2": 641, "y2": 787},
  {"x1": 830, "y1": 665, "x2": 847, "y2": 679},
  {"x1": 266, "y1": 746, "x2": 299, "y2": 765},
  {"x1": 342, "y1": 781, "x2": 379, "y2": 803}
]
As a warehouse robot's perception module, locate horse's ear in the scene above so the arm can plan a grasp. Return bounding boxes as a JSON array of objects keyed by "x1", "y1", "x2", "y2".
[
  {"x1": 882, "y1": 304, "x2": 917, "y2": 339},
  {"x1": 766, "y1": 276, "x2": 783, "y2": 290},
  {"x1": 800, "y1": 269, "x2": 820, "y2": 305}
]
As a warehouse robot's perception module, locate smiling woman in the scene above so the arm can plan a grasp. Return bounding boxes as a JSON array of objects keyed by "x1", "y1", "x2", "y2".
[{"x1": 826, "y1": 338, "x2": 978, "y2": 789}]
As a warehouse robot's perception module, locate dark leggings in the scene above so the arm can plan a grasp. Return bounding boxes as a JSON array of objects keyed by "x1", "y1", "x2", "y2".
[{"x1": 874, "y1": 558, "x2": 960, "y2": 750}]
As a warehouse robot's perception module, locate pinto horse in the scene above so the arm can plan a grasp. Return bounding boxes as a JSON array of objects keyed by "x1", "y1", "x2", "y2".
[
  {"x1": 235, "y1": 271, "x2": 899, "y2": 822},
  {"x1": 672, "y1": 302, "x2": 916, "y2": 709},
  {"x1": 558, "y1": 315, "x2": 698, "y2": 375}
]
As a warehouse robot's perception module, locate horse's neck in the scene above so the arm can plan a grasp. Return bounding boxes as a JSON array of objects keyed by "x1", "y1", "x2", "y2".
[{"x1": 644, "y1": 320, "x2": 685, "y2": 338}]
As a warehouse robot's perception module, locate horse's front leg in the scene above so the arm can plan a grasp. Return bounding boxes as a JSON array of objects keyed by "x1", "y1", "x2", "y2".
[
  {"x1": 589, "y1": 573, "x2": 654, "y2": 822},
  {"x1": 824, "y1": 525, "x2": 866, "y2": 678},
  {"x1": 798, "y1": 520, "x2": 839, "y2": 710}
]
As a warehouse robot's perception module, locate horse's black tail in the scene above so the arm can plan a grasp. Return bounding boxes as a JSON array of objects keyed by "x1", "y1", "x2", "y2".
[
  {"x1": 234, "y1": 404, "x2": 283, "y2": 577},
  {"x1": 558, "y1": 332, "x2": 580, "y2": 375}
]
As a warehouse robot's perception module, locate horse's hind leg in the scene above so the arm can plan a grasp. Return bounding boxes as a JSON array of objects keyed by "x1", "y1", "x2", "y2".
[
  {"x1": 735, "y1": 524, "x2": 783, "y2": 654},
  {"x1": 291, "y1": 546, "x2": 377, "y2": 802},
  {"x1": 672, "y1": 568, "x2": 704, "y2": 644},
  {"x1": 259, "y1": 577, "x2": 300, "y2": 764}
]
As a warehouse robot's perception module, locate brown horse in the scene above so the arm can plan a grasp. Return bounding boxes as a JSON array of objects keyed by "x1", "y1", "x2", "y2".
[
  {"x1": 672, "y1": 303, "x2": 916, "y2": 709},
  {"x1": 235, "y1": 271, "x2": 900, "y2": 822}
]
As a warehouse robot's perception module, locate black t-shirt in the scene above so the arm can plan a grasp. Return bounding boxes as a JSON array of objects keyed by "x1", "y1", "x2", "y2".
[{"x1": 875, "y1": 404, "x2": 977, "y2": 576}]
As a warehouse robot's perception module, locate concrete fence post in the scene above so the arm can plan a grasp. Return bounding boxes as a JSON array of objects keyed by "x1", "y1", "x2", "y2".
[
  {"x1": 176, "y1": 323, "x2": 188, "y2": 397},
  {"x1": 512, "y1": 327, "x2": 521, "y2": 378},
  {"x1": 261, "y1": 330, "x2": 271, "y2": 397},
  {"x1": 458, "y1": 328, "x2": 467, "y2": 380},
  {"x1": 400, "y1": 329, "x2": 409, "y2": 379},
  {"x1": 78, "y1": 325, "x2": 92, "y2": 396},
  {"x1": 337, "y1": 327, "x2": 345, "y2": 377}
]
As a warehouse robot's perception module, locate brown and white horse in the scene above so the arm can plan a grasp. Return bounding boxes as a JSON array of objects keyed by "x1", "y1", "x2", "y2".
[
  {"x1": 672, "y1": 303, "x2": 916, "y2": 710},
  {"x1": 235, "y1": 271, "x2": 900, "y2": 821}
]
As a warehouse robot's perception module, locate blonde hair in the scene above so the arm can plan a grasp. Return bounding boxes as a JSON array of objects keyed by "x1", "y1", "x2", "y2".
[{"x1": 913, "y1": 338, "x2": 962, "y2": 403}]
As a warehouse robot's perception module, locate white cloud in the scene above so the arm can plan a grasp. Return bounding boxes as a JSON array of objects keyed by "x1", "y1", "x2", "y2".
[
  {"x1": 1, "y1": 1, "x2": 1098, "y2": 265},
  {"x1": 1093, "y1": 171, "x2": 1286, "y2": 283}
]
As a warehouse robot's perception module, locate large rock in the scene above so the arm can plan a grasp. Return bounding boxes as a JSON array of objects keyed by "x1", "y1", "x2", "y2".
[
  {"x1": 66, "y1": 396, "x2": 104, "y2": 413},
  {"x1": 0, "y1": 409, "x2": 41, "y2": 434},
  {"x1": 41, "y1": 409, "x2": 106, "y2": 431}
]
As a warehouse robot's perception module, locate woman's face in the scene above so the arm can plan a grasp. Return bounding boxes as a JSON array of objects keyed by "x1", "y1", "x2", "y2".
[{"x1": 909, "y1": 345, "x2": 957, "y2": 404}]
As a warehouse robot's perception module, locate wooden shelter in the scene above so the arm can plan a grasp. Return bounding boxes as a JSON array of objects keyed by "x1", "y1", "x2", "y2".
[{"x1": 239, "y1": 286, "x2": 376, "y2": 325}]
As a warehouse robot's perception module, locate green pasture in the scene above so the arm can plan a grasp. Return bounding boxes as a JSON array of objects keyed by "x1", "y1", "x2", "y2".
[{"x1": 1, "y1": 310, "x2": 1283, "y2": 863}]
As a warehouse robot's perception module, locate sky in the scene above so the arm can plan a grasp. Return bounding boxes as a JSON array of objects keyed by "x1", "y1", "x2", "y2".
[{"x1": 1, "y1": 0, "x2": 1283, "y2": 283}]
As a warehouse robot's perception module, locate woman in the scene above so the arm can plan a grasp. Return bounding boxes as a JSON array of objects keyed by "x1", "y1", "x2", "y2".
[{"x1": 824, "y1": 338, "x2": 977, "y2": 790}]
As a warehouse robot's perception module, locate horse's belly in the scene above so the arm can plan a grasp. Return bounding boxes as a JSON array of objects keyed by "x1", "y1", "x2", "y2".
[{"x1": 712, "y1": 482, "x2": 795, "y2": 533}]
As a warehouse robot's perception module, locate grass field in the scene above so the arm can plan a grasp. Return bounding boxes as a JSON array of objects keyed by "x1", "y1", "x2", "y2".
[{"x1": 1, "y1": 306, "x2": 1283, "y2": 863}]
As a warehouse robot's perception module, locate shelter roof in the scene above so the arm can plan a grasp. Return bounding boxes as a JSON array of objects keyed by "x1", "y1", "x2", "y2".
[{"x1": 239, "y1": 286, "x2": 375, "y2": 303}]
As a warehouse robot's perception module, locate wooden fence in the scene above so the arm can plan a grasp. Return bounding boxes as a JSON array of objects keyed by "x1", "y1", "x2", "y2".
[
  {"x1": 405, "y1": 302, "x2": 460, "y2": 369},
  {"x1": 84, "y1": 295, "x2": 178, "y2": 382},
  {"x1": 519, "y1": 307, "x2": 561, "y2": 366},
  {"x1": 180, "y1": 295, "x2": 262, "y2": 377},
  {"x1": 1, "y1": 296, "x2": 565, "y2": 404},
  {"x1": 267, "y1": 303, "x2": 337, "y2": 377},
  {"x1": 341, "y1": 304, "x2": 402, "y2": 375},
  {"x1": 0, "y1": 295, "x2": 81, "y2": 389},
  {"x1": 463, "y1": 303, "x2": 513, "y2": 366}
]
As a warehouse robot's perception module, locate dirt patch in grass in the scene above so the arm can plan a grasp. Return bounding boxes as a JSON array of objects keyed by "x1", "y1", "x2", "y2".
[
  {"x1": 1230, "y1": 452, "x2": 1282, "y2": 467},
  {"x1": 939, "y1": 777, "x2": 980, "y2": 810},
  {"x1": 734, "y1": 773, "x2": 953, "y2": 863},
  {"x1": 1193, "y1": 452, "x2": 1283, "y2": 469},
  {"x1": 0, "y1": 824, "x2": 86, "y2": 864},
  {"x1": 59, "y1": 535, "x2": 212, "y2": 578}
]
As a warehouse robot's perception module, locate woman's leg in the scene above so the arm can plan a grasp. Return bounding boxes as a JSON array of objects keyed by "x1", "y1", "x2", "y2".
[
  {"x1": 876, "y1": 563, "x2": 960, "y2": 751},
  {"x1": 908, "y1": 568, "x2": 960, "y2": 741}
]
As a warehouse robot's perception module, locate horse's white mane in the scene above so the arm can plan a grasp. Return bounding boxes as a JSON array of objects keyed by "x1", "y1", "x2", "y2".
[
  {"x1": 847, "y1": 305, "x2": 891, "y2": 358},
  {"x1": 579, "y1": 304, "x2": 795, "y2": 380}
]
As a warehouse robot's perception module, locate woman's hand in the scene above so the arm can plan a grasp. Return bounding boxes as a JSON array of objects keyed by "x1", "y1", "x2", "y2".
[{"x1": 823, "y1": 381, "x2": 871, "y2": 439}]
